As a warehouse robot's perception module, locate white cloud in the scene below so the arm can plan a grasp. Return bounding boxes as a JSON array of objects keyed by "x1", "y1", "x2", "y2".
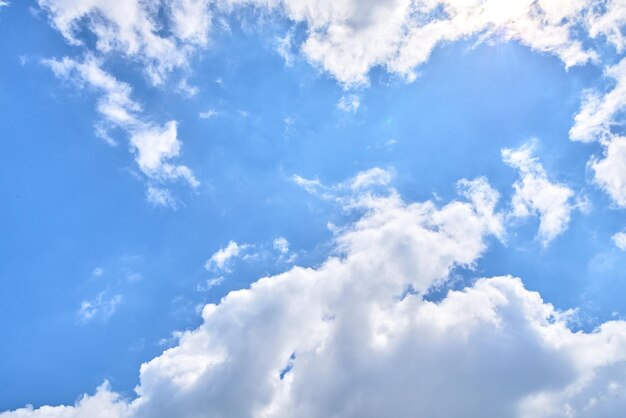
[
  {"x1": 293, "y1": 167, "x2": 393, "y2": 200},
  {"x1": 146, "y1": 187, "x2": 177, "y2": 209},
  {"x1": 205, "y1": 241, "x2": 249, "y2": 272},
  {"x1": 336, "y1": 94, "x2": 360, "y2": 113},
  {"x1": 273, "y1": 237, "x2": 289, "y2": 254},
  {"x1": 197, "y1": 277, "x2": 225, "y2": 292},
  {"x1": 198, "y1": 109, "x2": 220, "y2": 119},
  {"x1": 37, "y1": 0, "x2": 209, "y2": 85},
  {"x1": 276, "y1": 32, "x2": 296, "y2": 67},
  {"x1": 167, "y1": 0, "x2": 212, "y2": 46},
  {"x1": 6, "y1": 172, "x2": 626, "y2": 418},
  {"x1": 613, "y1": 231, "x2": 626, "y2": 250},
  {"x1": 502, "y1": 141, "x2": 576, "y2": 246},
  {"x1": 570, "y1": 58, "x2": 626, "y2": 143},
  {"x1": 349, "y1": 167, "x2": 392, "y2": 191},
  {"x1": 214, "y1": 0, "x2": 601, "y2": 86},
  {"x1": 38, "y1": 0, "x2": 618, "y2": 87},
  {"x1": 591, "y1": 136, "x2": 626, "y2": 208},
  {"x1": 585, "y1": 0, "x2": 626, "y2": 53},
  {"x1": 45, "y1": 56, "x2": 198, "y2": 195},
  {"x1": 78, "y1": 292, "x2": 122, "y2": 323},
  {"x1": 568, "y1": 58, "x2": 626, "y2": 208}
]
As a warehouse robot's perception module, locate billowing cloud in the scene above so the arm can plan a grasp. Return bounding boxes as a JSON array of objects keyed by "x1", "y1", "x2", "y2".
[
  {"x1": 38, "y1": 0, "x2": 623, "y2": 87},
  {"x1": 216, "y1": 0, "x2": 603, "y2": 86},
  {"x1": 273, "y1": 237, "x2": 289, "y2": 254},
  {"x1": 4, "y1": 172, "x2": 626, "y2": 418},
  {"x1": 37, "y1": 0, "x2": 211, "y2": 85},
  {"x1": 569, "y1": 58, "x2": 626, "y2": 208},
  {"x1": 78, "y1": 292, "x2": 122, "y2": 323},
  {"x1": 502, "y1": 141, "x2": 577, "y2": 246}
]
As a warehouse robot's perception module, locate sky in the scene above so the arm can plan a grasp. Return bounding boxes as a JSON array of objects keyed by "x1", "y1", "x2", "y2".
[{"x1": 1, "y1": 0, "x2": 626, "y2": 417}]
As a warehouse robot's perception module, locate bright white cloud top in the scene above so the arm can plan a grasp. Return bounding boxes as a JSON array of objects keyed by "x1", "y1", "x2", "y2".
[
  {"x1": 3, "y1": 174, "x2": 626, "y2": 418},
  {"x1": 502, "y1": 141, "x2": 578, "y2": 246},
  {"x1": 2, "y1": 0, "x2": 626, "y2": 417}
]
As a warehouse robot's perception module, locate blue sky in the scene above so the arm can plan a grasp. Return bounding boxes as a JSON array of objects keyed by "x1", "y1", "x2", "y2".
[{"x1": 1, "y1": 1, "x2": 626, "y2": 417}]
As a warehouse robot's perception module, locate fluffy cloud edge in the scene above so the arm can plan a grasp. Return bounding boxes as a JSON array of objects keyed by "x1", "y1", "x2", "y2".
[{"x1": 3, "y1": 170, "x2": 626, "y2": 418}]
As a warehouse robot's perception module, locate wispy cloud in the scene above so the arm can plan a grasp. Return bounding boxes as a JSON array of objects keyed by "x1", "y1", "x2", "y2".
[
  {"x1": 78, "y1": 292, "x2": 122, "y2": 323},
  {"x1": 205, "y1": 241, "x2": 250, "y2": 272}
]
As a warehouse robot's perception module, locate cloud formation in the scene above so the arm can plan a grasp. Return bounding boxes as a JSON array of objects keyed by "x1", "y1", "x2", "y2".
[
  {"x1": 38, "y1": 0, "x2": 211, "y2": 85},
  {"x1": 591, "y1": 136, "x2": 626, "y2": 208},
  {"x1": 205, "y1": 241, "x2": 249, "y2": 272},
  {"x1": 38, "y1": 0, "x2": 625, "y2": 87},
  {"x1": 78, "y1": 292, "x2": 122, "y2": 323},
  {"x1": 502, "y1": 142, "x2": 577, "y2": 246},
  {"x1": 44, "y1": 55, "x2": 198, "y2": 205},
  {"x1": 36, "y1": 0, "x2": 626, "y2": 208},
  {"x1": 219, "y1": 0, "x2": 610, "y2": 85},
  {"x1": 614, "y1": 231, "x2": 626, "y2": 250},
  {"x1": 4, "y1": 171, "x2": 626, "y2": 418}
]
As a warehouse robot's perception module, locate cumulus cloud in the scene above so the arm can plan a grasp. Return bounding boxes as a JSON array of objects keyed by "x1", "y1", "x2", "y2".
[
  {"x1": 613, "y1": 231, "x2": 626, "y2": 250},
  {"x1": 38, "y1": 0, "x2": 621, "y2": 87},
  {"x1": 293, "y1": 167, "x2": 393, "y2": 201},
  {"x1": 591, "y1": 136, "x2": 626, "y2": 208},
  {"x1": 5, "y1": 172, "x2": 626, "y2": 418},
  {"x1": 205, "y1": 241, "x2": 249, "y2": 272},
  {"x1": 502, "y1": 141, "x2": 578, "y2": 246},
  {"x1": 273, "y1": 237, "x2": 289, "y2": 254},
  {"x1": 44, "y1": 55, "x2": 198, "y2": 204}
]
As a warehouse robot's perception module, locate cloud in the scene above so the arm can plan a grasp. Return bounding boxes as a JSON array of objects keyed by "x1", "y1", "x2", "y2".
[
  {"x1": 613, "y1": 231, "x2": 626, "y2": 250},
  {"x1": 146, "y1": 187, "x2": 178, "y2": 209},
  {"x1": 336, "y1": 94, "x2": 360, "y2": 113},
  {"x1": 502, "y1": 141, "x2": 577, "y2": 246},
  {"x1": 37, "y1": 0, "x2": 211, "y2": 85},
  {"x1": 44, "y1": 56, "x2": 198, "y2": 200},
  {"x1": 197, "y1": 277, "x2": 226, "y2": 292},
  {"x1": 570, "y1": 58, "x2": 626, "y2": 144},
  {"x1": 591, "y1": 136, "x2": 626, "y2": 208},
  {"x1": 198, "y1": 109, "x2": 220, "y2": 119},
  {"x1": 5, "y1": 171, "x2": 626, "y2": 418},
  {"x1": 293, "y1": 167, "x2": 393, "y2": 200},
  {"x1": 78, "y1": 292, "x2": 122, "y2": 323},
  {"x1": 39, "y1": 0, "x2": 616, "y2": 87},
  {"x1": 276, "y1": 32, "x2": 296, "y2": 67},
  {"x1": 205, "y1": 241, "x2": 249, "y2": 272},
  {"x1": 585, "y1": 0, "x2": 626, "y2": 53},
  {"x1": 273, "y1": 237, "x2": 289, "y2": 254},
  {"x1": 213, "y1": 0, "x2": 603, "y2": 86}
]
